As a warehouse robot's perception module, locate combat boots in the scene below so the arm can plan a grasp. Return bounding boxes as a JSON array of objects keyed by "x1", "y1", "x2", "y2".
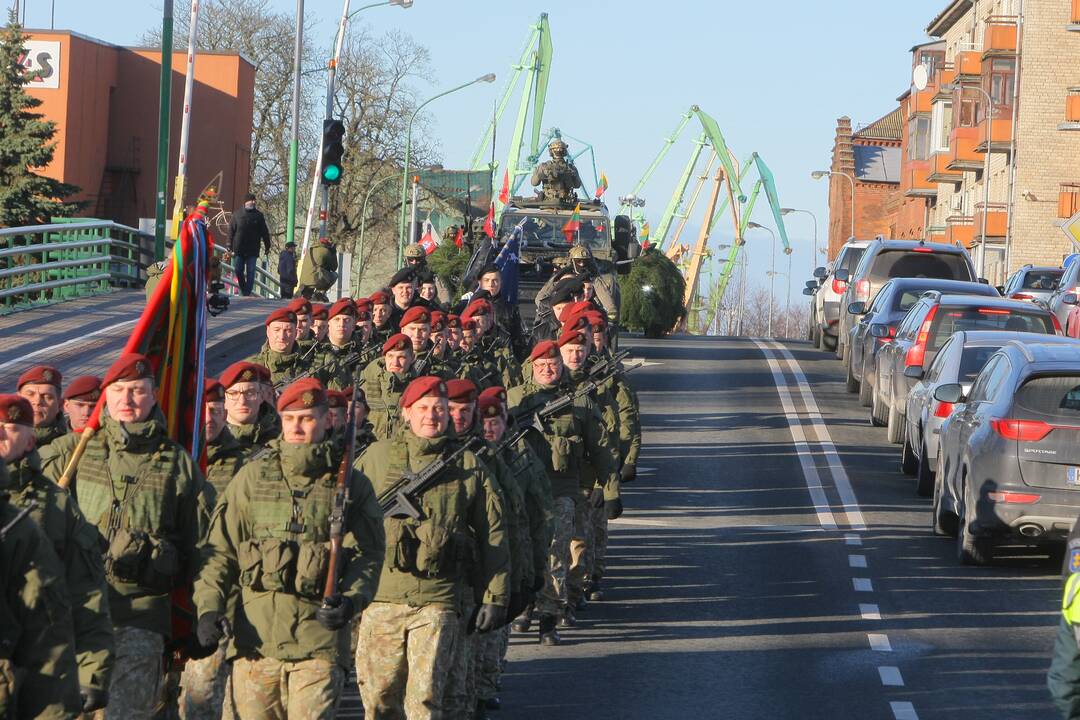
[
  {"x1": 587, "y1": 575, "x2": 604, "y2": 601},
  {"x1": 538, "y1": 614, "x2": 560, "y2": 646},
  {"x1": 557, "y1": 607, "x2": 576, "y2": 629}
]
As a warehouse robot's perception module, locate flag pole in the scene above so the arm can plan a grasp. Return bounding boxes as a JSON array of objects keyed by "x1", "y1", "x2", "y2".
[{"x1": 169, "y1": 0, "x2": 201, "y2": 241}]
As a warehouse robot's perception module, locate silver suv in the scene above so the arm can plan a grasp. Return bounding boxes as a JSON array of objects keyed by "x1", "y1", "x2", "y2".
[{"x1": 812, "y1": 241, "x2": 868, "y2": 352}]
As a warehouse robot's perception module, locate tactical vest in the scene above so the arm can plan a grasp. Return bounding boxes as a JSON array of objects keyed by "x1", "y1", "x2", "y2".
[
  {"x1": 518, "y1": 386, "x2": 586, "y2": 478},
  {"x1": 1063, "y1": 573, "x2": 1080, "y2": 643},
  {"x1": 7, "y1": 457, "x2": 71, "y2": 559},
  {"x1": 236, "y1": 447, "x2": 338, "y2": 599}
]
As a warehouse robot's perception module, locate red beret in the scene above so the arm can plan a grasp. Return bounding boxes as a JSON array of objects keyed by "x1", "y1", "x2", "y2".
[
  {"x1": 265, "y1": 307, "x2": 297, "y2": 327},
  {"x1": 382, "y1": 333, "x2": 412, "y2": 355},
  {"x1": 328, "y1": 298, "x2": 357, "y2": 319},
  {"x1": 477, "y1": 386, "x2": 507, "y2": 418},
  {"x1": 559, "y1": 301, "x2": 594, "y2": 323},
  {"x1": 17, "y1": 365, "x2": 62, "y2": 390},
  {"x1": 286, "y1": 298, "x2": 312, "y2": 316},
  {"x1": 558, "y1": 328, "x2": 587, "y2": 347},
  {"x1": 584, "y1": 310, "x2": 607, "y2": 329},
  {"x1": 220, "y1": 361, "x2": 270, "y2": 388},
  {"x1": 530, "y1": 340, "x2": 560, "y2": 361},
  {"x1": 310, "y1": 303, "x2": 328, "y2": 320},
  {"x1": 355, "y1": 298, "x2": 372, "y2": 312},
  {"x1": 430, "y1": 311, "x2": 446, "y2": 332},
  {"x1": 369, "y1": 290, "x2": 391, "y2": 306},
  {"x1": 399, "y1": 306, "x2": 431, "y2": 329},
  {"x1": 63, "y1": 375, "x2": 101, "y2": 401},
  {"x1": 204, "y1": 377, "x2": 225, "y2": 402},
  {"x1": 276, "y1": 378, "x2": 327, "y2": 413},
  {"x1": 447, "y1": 314, "x2": 461, "y2": 329},
  {"x1": 346, "y1": 386, "x2": 370, "y2": 411},
  {"x1": 0, "y1": 395, "x2": 34, "y2": 427},
  {"x1": 562, "y1": 314, "x2": 589, "y2": 332},
  {"x1": 461, "y1": 318, "x2": 478, "y2": 332},
  {"x1": 461, "y1": 299, "x2": 491, "y2": 321},
  {"x1": 326, "y1": 389, "x2": 348, "y2": 409},
  {"x1": 400, "y1": 376, "x2": 447, "y2": 409},
  {"x1": 103, "y1": 353, "x2": 154, "y2": 387},
  {"x1": 446, "y1": 378, "x2": 478, "y2": 404}
]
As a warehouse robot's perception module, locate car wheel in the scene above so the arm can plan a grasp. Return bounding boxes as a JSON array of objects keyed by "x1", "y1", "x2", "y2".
[
  {"x1": 915, "y1": 441, "x2": 934, "y2": 498},
  {"x1": 956, "y1": 475, "x2": 993, "y2": 566},
  {"x1": 886, "y1": 403, "x2": 904, "y2": 444},
  {"x1": 845, "y1": 352, "x2": 860, "y2": 393},
  {"x1": 870, "y1": 387, "x2": 887, "y2": 427},
  {"x1": 900, "y1": 430, "x2": 918, "y2": 476},
  {"x1": 858, "y1": 370, "x2": 873, "y2": 407},
  {"x1": 822, "y1": 334, "x2": 837, "y2": 352},
  {"x1": 932, "y1": 458, "x2": 958, "y2": 537}
]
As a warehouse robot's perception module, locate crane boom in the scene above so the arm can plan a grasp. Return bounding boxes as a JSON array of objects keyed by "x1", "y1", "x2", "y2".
[
  {"x1": 654, "y1": 133, "x2": 707, "y2": 251},
  {"x1": 618, "y1": 106, "x2": 697, "y2": 216}
]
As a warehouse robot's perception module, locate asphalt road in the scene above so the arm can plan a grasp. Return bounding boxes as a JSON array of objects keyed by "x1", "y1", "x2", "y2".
[{"x1": 499, "y1": 335, "x2": 1062, "y2": 720}]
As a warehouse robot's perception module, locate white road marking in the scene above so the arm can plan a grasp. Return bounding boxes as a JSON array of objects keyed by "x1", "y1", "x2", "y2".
[
  {"x1": 0, "y1": 319, "x2": 137, "y2": 373},
  {"x1": 879, "y1": 666, "x2": 905, "y2": 687},
  {"x1": 868, "y1": 633, "x2": 892, "y2": 652},
  {"x1": 767, "y1": 341, "x2": 868, "y2": 530},
  {"x1": 859, "y1": 604, "x2": 881, "y2": 620},
  {"x1": 890, "y1": 701, "x2": 919, "y2": 720},
  {"x1": 849, "y1": 554, "x2": 868, "y2": 568},
  {"x1": 853, "y1": 578, "x2": 874, "y2": 592},
  {"x1": 752, "y1": 340, "x2": 838, "y2": 530},
  {"x1": 636, "y1": 466, "x2": 657, "y2": 474},
  {"x1": 845, "y1": 533, "x2": 862, "y2": 546}
]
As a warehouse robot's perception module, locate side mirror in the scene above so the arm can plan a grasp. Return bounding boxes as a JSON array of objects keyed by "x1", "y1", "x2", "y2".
[
  {"x1": 806, "y1": 280, "x2": 819, "y2": 289},
  {"x1": 904, "y1": 365, "x2": 925, "y2": 380},
  {"x1": 833, "y1": 268, "x2": 850, "y2": 283},
  {"x1": 869, "y1": 323, "x2": 893, "y2": 339},
  {"x1": 934, "y1": 383, "x2": 965, "y2": 404},
  {"x1": 1064, "y1": 293, "x2": 1078, "y2": 306},
  {"x1": 978, "y1": 278, "x2": 990, "y2": 285},
  {"x1": 847, "y1": 301, "x2": 867, "y2": 315},
  {"x1": 802, "y1": 287, "x2": 816, "y2": 296},
  {"x1": 813, "y1": 266, "x2": 827, "y2": 279}
]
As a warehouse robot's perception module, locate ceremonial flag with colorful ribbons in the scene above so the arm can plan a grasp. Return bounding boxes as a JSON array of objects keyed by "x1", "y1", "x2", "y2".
[
  {"x1": 483, "y1": 202, "x2": 496, "y2": 239},
  {"x1": 494, "y1": 218, "x2": 525, "y2": 306},
  {"x1": 498, "y1": 169, "x2": 510, "y2": 205},
  {"x1": 454, "y1": 225, "x2": 464, "y2": 249},
  {"x1": 594, "y1": 172, "x2": 608, "y2": 199},
  {"x1": 562, "y1": 203, "x2": 581, "y2": 244}
]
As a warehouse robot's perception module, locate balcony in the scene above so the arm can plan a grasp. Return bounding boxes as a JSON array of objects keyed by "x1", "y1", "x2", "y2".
[
  {"x1": 904, "y1": 163, "x2": 937, "y2": 198},
  {"x1": 945, "y1": 215, "x2": 976, "y2": 248},
  {"x1": 974, "y1": 202, "x2": 1008, "y2": 238},
  {"x1": 927, "y1": 151, "x2": 963, "y2": 184},
  {"x1": 982, "y1": 17, "x2": 1018, "y2": 58},
  {"x1": 947, "y1": 126, "x2": 982, "y2": 171},
  {"x1": 1069, "y1": 89, "x2": 1080, "y2": 122},
  {"x1": 975, "y1": 117, "x2": 1013, "y2": 153},
  {"x1": 1060, "y1": 183, "x2": 1080, "y2": 219},
  {"x1": 909, "y1": 88, "x2": 934, "y2": 116},
  {"x1": 956, "y1": 50, "x2": 982, "y2": 78},
  {"x1": 933, "y1": 67, "x2": 957, "y2": 102},
  {"x1": 1072, "y1": 0, "x2": 1080, "y2": 29}
]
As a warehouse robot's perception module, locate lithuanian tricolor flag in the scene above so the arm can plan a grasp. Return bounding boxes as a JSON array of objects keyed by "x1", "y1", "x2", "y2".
[
  {"x1": 594, "y1": 172, "x2": 608, "y2": 199},
  {"x1": 562, "y1": 203, "x2": 581, "y2": 243}
]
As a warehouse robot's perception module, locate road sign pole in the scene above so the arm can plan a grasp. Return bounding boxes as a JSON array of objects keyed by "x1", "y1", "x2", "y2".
[
  {"x1": 286, "y1": 0, "x2": 305, "y2": 250},
  {"x1": 153, "y1": 0, "x2": 173, "y2": 260}
]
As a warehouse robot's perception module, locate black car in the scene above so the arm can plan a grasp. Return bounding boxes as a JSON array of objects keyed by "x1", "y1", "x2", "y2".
[{"x1": 844, "y1": 278, "x2": 996, "y2": 410}]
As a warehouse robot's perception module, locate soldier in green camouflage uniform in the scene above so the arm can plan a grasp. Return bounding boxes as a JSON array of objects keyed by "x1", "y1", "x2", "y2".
[
  {"x1": 0, "y1": 470, "x2": 84, "y2": 719},
  {"x1": 464, "y1": 299, "x2": 523, "y2": 389},
  {"x1": 310, "y1": 302, "x2": 329, "y2": 345},
  {"x1": 369, "y1": 290, "x2": 395, "y2": 347},
  {"x1": 221, "y1": 362, "x2": 280, "y2": 454},
  {"x1": 0, "y1": 394, "x2": 115, "y2": 714},
  {"x1": 360, "y1": 333, "x2": 419, "y2": 440},
  {"x1": 297, "y1": 237, "x2": 338, "y2": 302},
  {"x1": 62, "y1": 374, "x2": 101, "y2": 434},
  {"x1": 248, "y1": 307, "x2": 304, "y2": 386},
  {"x1": 17, "y1": 365, "x2": 69, "y2": 449},
  {"x1": 45, "y1": 353, "x2": 212, "y2": 719},
  {"x1": 194, "y1": 377, "x2": 384, "y2": 720},
  {"x1": 354, "y1": 376, "x2": 509, "y2": 720},
  {"x1": 400, "y1": 306, "x2": 457, "y2": 380},
  {"x1": 506, "y1": 335, "x2": 618, "y2": 645},
  {"x1": 311, "y1": 299, "x2": 361, "y2": 391},
  {"x1": 457, "y1": 317, "x2": 503, "y2": 391},
  {"x1": 288, "y1": 298, "x2": 316, "y2": 357}
]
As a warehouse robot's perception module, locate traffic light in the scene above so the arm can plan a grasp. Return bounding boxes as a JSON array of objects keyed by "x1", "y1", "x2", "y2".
[{"x1": 320, "y1": 119, "x2": 346, "y2": 186}]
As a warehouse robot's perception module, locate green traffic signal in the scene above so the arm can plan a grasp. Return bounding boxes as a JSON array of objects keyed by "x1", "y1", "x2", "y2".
[{"x1": 323, "y1": 165, "x2": 342, "y2": 182}]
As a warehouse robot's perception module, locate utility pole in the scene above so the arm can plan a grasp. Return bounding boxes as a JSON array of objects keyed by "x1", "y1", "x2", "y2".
[
  {"x1": 153, "y1": 0, "x2": 173, "y2": 259},
  {"x1": 285, "y1": 0, "x2": 305, "y2": 249},
  {"x1": 169, "y1": 0, "x2": 201, "y2": 241}
]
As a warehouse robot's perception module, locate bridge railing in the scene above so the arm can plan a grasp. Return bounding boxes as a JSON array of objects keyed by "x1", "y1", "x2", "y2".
[{"x1": 0, "y1": 220, "x2": 280, "y2": 314}]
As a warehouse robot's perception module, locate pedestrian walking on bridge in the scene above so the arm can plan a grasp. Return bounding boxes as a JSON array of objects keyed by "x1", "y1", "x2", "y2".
[{"x1": 228, "y1": 193, "x2": 272, "y2": 297}]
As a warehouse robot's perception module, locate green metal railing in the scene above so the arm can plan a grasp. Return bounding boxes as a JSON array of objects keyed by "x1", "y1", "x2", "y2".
[{"x1": 0, "y1": 220, "x2": 280, "y2": 315}]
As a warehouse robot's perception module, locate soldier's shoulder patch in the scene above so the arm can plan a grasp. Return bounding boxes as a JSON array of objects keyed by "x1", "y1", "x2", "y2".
[{"x1": 1070, "y1": 546, "x2": 1080, "y2": 574}]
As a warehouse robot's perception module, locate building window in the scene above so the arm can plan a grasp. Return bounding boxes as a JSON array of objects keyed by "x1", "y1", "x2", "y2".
[
  {"x1": 955, "y1": 85, "x2": 980, "y2": 127},
  {"x1": 908, "y1": 116, "x2": 931, "y2": 161},
  {"x1": 984, "y1": 58, "x2": 1015, "y2": 120},
  {"x1": 931, "y1": 101, "x2": 953, "y2": 152}
]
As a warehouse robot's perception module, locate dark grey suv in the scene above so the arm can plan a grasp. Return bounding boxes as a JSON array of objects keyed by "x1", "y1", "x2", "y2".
[{"x1": 933, "y1": 337, "x2": 1080, "y2": 565}]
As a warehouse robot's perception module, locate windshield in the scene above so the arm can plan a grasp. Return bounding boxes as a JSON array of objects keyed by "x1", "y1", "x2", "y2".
[
  {"x1": 1021, "y1": 270, "x2": 1062, "y2": 291},
  {"x1": 958, "y1": 345, "x2": 1003, "y2": 382},
  {"x1": 499, "y1": 213, "x2": 610, "y2": 252},
  {"x1": 929, "y1": 307, "x2": 1055, "y2": 350},
  {"x1": 867, "y1": 249, "x2": 973, "y2": 286}
]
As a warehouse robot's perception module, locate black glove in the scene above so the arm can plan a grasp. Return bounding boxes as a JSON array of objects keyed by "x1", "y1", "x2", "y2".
[
  {"x1": 588, "y1": 487, "x2": 605, "y2": 508},
  {"x1": 605, "y1": 497, "x2": 624, "y2": 520},
  {"x1": 81, "y1": 687, "x2": 108, "y2": 713},
  {"x1": 196, "y1": 612, "x2": 225, "y2": 649},
  {"x1": 185, "y1": 631, "x2": 218, "y2": 660},
  {"x1": 316, "y1": 594, "x2": 355, "y2": 631},
  {"x1": 508, "y1": 592, "x2": 528, "y2": 621},
  {"x1": 620, "y1": 464, "x2": 637, "y2": 484},
  {"x1": 474, "y1": 603, "x2": 506, "y2": 633}
]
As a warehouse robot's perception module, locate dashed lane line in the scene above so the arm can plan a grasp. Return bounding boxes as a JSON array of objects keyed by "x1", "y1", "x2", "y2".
[
  {"x1": 853, "y1": 578, "x2": 874, "y2": 592},
  {"x1": 859, "y1": 604, "x2": 882, "y2": 620},
  {"x1": 890, "y1": 701, "x2": 920, "y2": 720},
  {"x1": 868, "y1": 633, "x2": 893, "y2": 652},
  {"x1": 849, "y1": 554, "x2": 868, "y2": 568},
  {"x1": 879, "y1": 666, "x2": 905, "y2": 687}
]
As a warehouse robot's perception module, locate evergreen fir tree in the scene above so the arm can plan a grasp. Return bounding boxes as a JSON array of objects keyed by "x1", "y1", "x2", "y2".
[
  {"x1": 618, "y1": 246, "x2": 686, "y2": 337},
  {"x1": 0, "y1": 11, "x2": 81, "y2": 227}
]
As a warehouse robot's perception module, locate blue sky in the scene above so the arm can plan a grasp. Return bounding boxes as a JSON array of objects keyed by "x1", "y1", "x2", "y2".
[{"x1": 33, "y1": 0, "x2": 946, "y2": 302}]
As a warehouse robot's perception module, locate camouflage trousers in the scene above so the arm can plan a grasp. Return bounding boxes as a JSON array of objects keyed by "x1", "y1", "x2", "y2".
[
  {"x1": 442, "y1": 597, "x2": 475, "y2": 719},
  {"x1": 536, "y1": 495, "x2": 578, "y2": 616},
  {"x1": 567, "y1": 493, "x2": 594, "y2": 606},
  {"x1": 473, "y1": 625, "x2": 510, "y2": 702},
  {"x1": 86, "y1": 626, "x2": 164, "y2": 720},
  {"x1": 356, "y1": 601, "x2": 460, "y2": 720},
  {"x1": 178, "y1": 644, "x2": 228, "y2": 720},
  {"x1": 229, "y1": 656, "x2": 343, "y2": 720}
]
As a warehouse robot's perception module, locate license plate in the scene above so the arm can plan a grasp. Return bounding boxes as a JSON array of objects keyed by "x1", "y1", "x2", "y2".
[{"x1": 1068, "y1": 467, "x2": 1080, "y2": 486}]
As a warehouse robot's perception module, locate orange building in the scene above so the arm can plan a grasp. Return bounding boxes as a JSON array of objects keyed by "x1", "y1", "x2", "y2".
[{"x1": 20, "y1": 30, "x2": 254, "y2": 229}]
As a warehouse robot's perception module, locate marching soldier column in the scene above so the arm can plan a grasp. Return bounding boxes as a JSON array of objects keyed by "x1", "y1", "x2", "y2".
[{"x1": 1, "y1": 240, "x2": 641, "y2": 719}]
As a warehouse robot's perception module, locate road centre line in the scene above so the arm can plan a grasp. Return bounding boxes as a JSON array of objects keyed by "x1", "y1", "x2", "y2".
[
  {"x1": 860, "y1": 604, "x2": 881, "y2": 620},
  {"x1": 752, "y1": 340, "x2": 838, "y2": 530},
  {"x1": 853, "y1": 578, "x2": 874, "y2": 592},
  {"x1": 849, "y1": 554, "x2": 868, "y2": 568},
  {"x1": 868, "y1": 633, "x2": 892, "y2": 652},
  {"x1": 879, "y1": 666, "x2": 905, "y2": 686},
  {"x1": 845, "y1": 533, "x2": 862, "y2": 546},
  {"x1": 890, "y1": 701, "x2": 920, "y2": 720}
]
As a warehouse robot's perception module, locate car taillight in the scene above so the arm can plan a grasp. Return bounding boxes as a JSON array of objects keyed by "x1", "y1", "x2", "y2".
[
  {"x1": 987, "y1": 491, "x2": 1042, "y2": 504},
  {"x1": 855, "y1": 279, "x2": 870, "y2": 302},
  {"x1": 875, "y1": 325, "x2": 897, "y2": 344},
  {"x1": 911, "y1": 246, "x2": 935, "y2": 253},
  {"x1": 1011, "y1": 293, "x2": 1034, "y2": 301},
  {"x1": 933, "y1": 401, "x2": 954, "y2": 418},
  {"x1": 832, "y1": 278, "x2": 847, "y2": 295},
  {"x1": 991, "y1": 418, "x2": 1053, "y2": 442},
  {"x1": 904, "y1": 305, "x2": 939, "y2": 368}
]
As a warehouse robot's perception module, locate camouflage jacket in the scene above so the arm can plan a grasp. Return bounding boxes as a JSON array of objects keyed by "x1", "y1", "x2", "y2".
[{"x1": 228, "y1": 403, "x2": 281, "y2": 455}]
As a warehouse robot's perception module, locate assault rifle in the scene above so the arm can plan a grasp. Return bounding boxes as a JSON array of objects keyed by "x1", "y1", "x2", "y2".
[
  {"x1": 378, "y1": 436, "x2": 484, "y2": 520},
  {"x1": 274, "y1": 344, "x2": 379, "y2": 391},
  {"x1": 0, "y1": 500, "x2": 36, "y2": 542},
  {"x1": 323, "y1": 382, "x2": 361, "y2": 603},
  {"x1": 587, "y1": 350, "x2": 630, "y2": 381}
]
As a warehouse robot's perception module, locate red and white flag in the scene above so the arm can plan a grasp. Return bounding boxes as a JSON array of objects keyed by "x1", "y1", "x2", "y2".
[
  {"x1": 419, "y1": 220, "x2": 441, "y2": 255},
  {"x1": 453, "y1": 225, "x2": 464, "y2": 248},
  {"x1": 498, "y1": 170, "x2": 510, "y2": 205},
  {"x1": 483, "y1": 202, "x2": 496, "y2": 239}
]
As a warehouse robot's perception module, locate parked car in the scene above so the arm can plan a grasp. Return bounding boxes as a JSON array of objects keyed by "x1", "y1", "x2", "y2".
[
  {"x1": 902, "y1": 330, "x2": 1018, "y2": 497},
  {"x1": 804, "y1": 279, "x2": 823, "y2": 341},
  {"x1": 998, "y1": 264, "x2": 1063, "y2": 305},
  {"x1": 933, "y1": 337, "x2": 1080, "y2": 565},
  {"x1": 875, "y1": 293, "x2": 1057, "y2": 444},
  {"x1": 844, "y1": 278, "x2": 996, "y2": 410},
  {"x1": 811, "y1": 241, "x2": 868, "y2": 351},
  {"x1": 834, "y1": 238, "x2": 977, "y2": 363},
  {"x1": 1042, "y1": 260, "x2": 1080, "y2": 331}
]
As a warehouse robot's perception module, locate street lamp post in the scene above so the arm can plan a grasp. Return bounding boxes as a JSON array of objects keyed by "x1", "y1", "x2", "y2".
[
  {"x1": 944, "y1": 82, "x2": 995, "y2": 280},
  {"x1": 748, "y1": 222, "x2": 777, "y2": 338},
  {"x1": 781, "y1": 207, "x2": 819, "y2": 268},
  {"x1": 397, "y1": 74, "x2": 496, "y2": 265},
  {"x1": 354, "y1": 173, "x2": 401, "y2": 294},
  {"x1": 812, "y1": 170, "x2": 856, "y2": 248}
]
